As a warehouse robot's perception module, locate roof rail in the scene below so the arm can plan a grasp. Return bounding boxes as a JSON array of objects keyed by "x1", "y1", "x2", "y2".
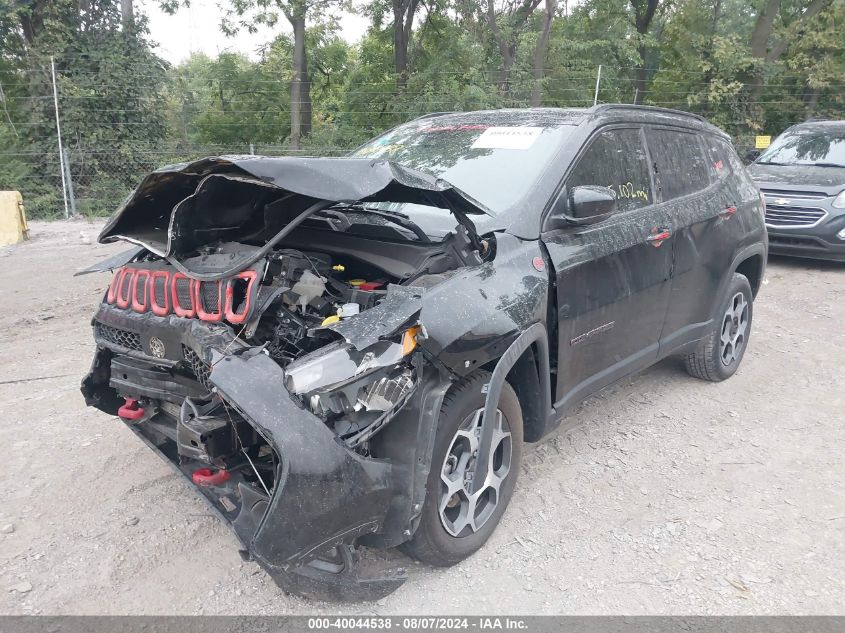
[
  {"x1": 591, "y1": 104, "x2": 708, "y2": 123},
  {"x1": 411, "y1": 111, "x2": 456, "y2": 121}
]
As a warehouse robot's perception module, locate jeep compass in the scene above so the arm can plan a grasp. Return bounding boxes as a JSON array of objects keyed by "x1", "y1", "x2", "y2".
[{"x1": 80, "y1": 105, "x2": 768, "y2": 600}]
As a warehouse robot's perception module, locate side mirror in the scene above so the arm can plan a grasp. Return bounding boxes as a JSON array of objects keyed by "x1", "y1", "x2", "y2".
[
  {"x1": 568, "y1": 186, "x2": 617, "y2": 225},
  {"x1": 544, "y1": 185, "x2": 618, "y2": 232},
  {"x1": 745, "y1": 149, "x2": 761, "y2": 163}
]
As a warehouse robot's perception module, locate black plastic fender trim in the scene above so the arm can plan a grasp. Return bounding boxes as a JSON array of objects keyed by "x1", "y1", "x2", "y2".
[
  {"x1": 471, "y1": 322, "x2": 552, "y2": 494},
  {"x1": 715, "y1": 242, "x2": 768, "y2": 318}
]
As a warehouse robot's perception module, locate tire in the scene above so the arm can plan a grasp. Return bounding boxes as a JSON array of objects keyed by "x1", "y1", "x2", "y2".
[
  {"x1": 399, "y1": 371, "x2": 523, "y2": 567},
  {"x1": 684, "y1": 273, "x2": 753, "y2": 382}
]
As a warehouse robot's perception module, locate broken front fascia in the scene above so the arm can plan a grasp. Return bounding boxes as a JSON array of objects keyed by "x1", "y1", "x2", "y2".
[
  {"x1": 81, "y1": 300, "x2": 432, "y2": 600},
  {"x1": 284, "y1": 285, "x2": 424, "y2": 440},
  {"x1": 198, "y1": 349, "x2": 417, "y2": 600},
  {"x1": 97, "y1": 156, "x2": 494, "y2": 270}
]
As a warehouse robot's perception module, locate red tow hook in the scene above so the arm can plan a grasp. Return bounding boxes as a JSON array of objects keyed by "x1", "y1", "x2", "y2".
[
  {"x1": 192, "y1": 468, "x2": 231, "y2": 486},
  {"x1": 118, "y1": 398, "x2": 145, "y2": 420}
]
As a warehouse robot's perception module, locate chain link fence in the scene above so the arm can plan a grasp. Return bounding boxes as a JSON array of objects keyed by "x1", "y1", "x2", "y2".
[
  {"x1": 7, "y1": 135, "x2": 764, "y2": 221},
  {"x1": 0, "y1": 62, "x2": 769, "y2": 221},
  {"x1": 4, "y1": 143, "x2": 354, "y2": 220}
]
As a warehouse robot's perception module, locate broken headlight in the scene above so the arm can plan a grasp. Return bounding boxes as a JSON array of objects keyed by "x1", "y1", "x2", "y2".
[{"x1": 284, "y1": 326, "x2": 420, "y2": 418}]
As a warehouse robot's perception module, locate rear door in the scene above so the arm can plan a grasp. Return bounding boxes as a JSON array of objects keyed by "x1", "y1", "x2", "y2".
[
  {"x1": 644, "y1": 128, "x2": 736, "y2": 351},
  {"x1": 542, "y1": 126, "x2": 674, "y2": 410}
]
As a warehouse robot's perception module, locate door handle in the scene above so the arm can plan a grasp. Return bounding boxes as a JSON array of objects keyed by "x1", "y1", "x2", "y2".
[
  {"x1": 646, "y1": 227, "x2": 671, "y2": 247},
  {"x1": 719, "y1": 205, "x2": 737, "y2": 220}
]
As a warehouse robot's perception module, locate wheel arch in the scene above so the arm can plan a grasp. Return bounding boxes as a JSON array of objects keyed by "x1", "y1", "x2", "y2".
[
  {"x1": 734, "y1": 252, "x2": 765, "y2": 298},
  {"x1": 713, "y1": 243, "x2": 766, "y2": 316},
  {"x1": 477, "y1": 324, "x2": 554, "y2": 475}
]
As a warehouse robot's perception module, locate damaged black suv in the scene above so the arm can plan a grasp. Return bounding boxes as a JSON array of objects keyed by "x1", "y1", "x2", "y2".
[{"x1": 81, "y1": 105, "x2": 767, "y2": 600}]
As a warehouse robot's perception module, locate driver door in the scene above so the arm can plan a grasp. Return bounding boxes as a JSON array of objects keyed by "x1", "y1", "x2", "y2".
[{"x1": 541, "y1": 126, "x2": 673, "y2": 410}]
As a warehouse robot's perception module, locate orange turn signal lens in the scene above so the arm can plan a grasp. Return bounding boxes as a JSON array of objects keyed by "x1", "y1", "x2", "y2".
[{"x1": 401, "y1": 326, "x2": 421, "y2": 356}]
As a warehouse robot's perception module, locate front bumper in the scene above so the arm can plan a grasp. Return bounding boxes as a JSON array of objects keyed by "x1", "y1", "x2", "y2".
[
  {"x1": 84, "y1": 347, "x2": 409, "y2": 599},
  {"x1": 81, "y1": 308, "x2": 449, "y2": 600},
  {"x1": 767, "y1": 211, "x2": 845, "y2": 262},
  {"x1": 211, "y1": 351, "x2": 406, "y2": 598}
]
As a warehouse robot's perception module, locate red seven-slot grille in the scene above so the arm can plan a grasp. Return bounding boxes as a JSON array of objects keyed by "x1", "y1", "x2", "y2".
[{"x1": 105, "y1": 266, "x2": 257, "y2": 324}]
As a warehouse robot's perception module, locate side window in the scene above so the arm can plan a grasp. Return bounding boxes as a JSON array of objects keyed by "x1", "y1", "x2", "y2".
[
  {"x1": 646, "y1": 129, "x2": 711, "y2": 200},
  {"x1": 566, "y1": 128, "x2": 653, "y2": 213},
  {"x1": 703, "y1": 136, "x2": 734, "y2": 181},
  {"x1": 711, "y1": 137, "x2": 758, "y2": 194}
]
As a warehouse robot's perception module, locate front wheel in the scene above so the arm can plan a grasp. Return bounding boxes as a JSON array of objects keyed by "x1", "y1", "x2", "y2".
[
  {"x1": 399, "y1": 371, "x2": 523, "y2": 567},
  {"x1": 685, "y1": 273, "x2": 753, "y2": 382}
]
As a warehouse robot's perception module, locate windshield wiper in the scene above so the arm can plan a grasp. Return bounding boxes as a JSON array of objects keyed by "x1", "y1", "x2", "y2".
[
  {"x1": 321, "y1": 203, "x2": 432, "y2": 243},
  {"x1": 811, "y1": 162, "x2": 845, "y2": 168},
  {"x1": 756, "y1": 161, "x2": 790, "y2": 166}
]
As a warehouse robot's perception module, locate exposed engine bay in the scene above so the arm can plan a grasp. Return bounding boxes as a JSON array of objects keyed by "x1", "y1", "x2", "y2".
[
  {"x1": 86, "y1": 155, "x2": 493, "y2": 450},
  {"x1": 97, "y1": 237, "x2": 453, "y2": 456}
]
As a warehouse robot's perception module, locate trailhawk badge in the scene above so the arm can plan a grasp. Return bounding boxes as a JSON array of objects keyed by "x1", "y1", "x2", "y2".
[{"x1": 148, "y1": 336, "x2": 166, "y2": 358}]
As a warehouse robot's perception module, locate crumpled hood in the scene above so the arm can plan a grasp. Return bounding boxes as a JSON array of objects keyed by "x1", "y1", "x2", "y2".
[
  {"x1": 99, "y1": 155, "x2": 493, "y2": 257},
  {"x1": 749, "y1": 162, "x2": 845, "y2": 194}
]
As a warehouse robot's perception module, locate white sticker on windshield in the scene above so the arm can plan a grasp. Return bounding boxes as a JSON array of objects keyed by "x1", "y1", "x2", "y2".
[{"x1": 471, "y1": 126, "x2": 543, "y2": 150}]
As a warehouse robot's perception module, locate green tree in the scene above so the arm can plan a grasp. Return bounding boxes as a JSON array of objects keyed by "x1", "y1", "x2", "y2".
[
  {"x1": 219, "y1": 0, "x2": 346, "y2": 150},
  {"x1": 0, "y1": 0, "x2": 169, "y2": 217}
]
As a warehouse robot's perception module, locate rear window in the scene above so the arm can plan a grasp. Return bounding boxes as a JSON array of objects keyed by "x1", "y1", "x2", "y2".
[{"x1": 646, "y1": 129, "x2": 711, "y2": 200}]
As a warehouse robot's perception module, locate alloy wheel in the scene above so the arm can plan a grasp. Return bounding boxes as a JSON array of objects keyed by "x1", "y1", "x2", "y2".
[
  {"x1": 438, "y1": 408, "x2": 512, "y2": 537},
  {"x1": 720, "y1": 291, "x2": 749, "y2": 367}
]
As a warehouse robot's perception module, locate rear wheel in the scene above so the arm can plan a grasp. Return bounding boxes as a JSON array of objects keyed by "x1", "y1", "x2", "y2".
[
  {"x1": 399, "y1": 371, "x2": 523, "y2": 567},
  {"x1": 685, "y1": 273, "x2": 753, "y2": 382}
]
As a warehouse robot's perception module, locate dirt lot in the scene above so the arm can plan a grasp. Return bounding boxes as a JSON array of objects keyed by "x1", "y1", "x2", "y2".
[{"x1": 0, "y1": 219, "x2": 842, "y2": 615}]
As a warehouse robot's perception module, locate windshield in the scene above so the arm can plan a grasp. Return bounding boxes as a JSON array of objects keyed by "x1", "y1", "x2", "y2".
[
  {"x1": 757, "y1": 130, "x2": 845, "y2": 167},
  {"x1": 352, "y1": 120, "x2": 573, "y2": 215}
]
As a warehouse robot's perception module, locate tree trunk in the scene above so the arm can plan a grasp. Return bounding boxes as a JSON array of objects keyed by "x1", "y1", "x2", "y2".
[
  {"x1": 289, "y1": 14, "x2": 311, "y2": 150},
  {"x1": 748, "y1": 0, "x2": 830, "y2": 103},
  {"x1": 803, "y1": 86, "x2": 820, "y2": 116},
  {"x1": 120, "y1": 0, "x2": 134, "y2": 29},
  {"x1": 701, "y1": 0, "x2": 722, "y2": 117},
  {"x1": 632, "y1": 44, "x2": 648, "y2": 104},
  {"x1": 750, "y1": 0, "x2": 780, "y2": 59},
  {"x1": 18, "y1": 0, "x2": 47, "y2": 46},
  {"x1": 764, "y1": 0, "x2": 830, "y2": 62},
  {"x1": 499, "y1": 48, "x2": 516, "y2": 96},
  {"x1": 630, "y1": 0, "x2": 659, "y2": 104},
  {"x1": 393, "y1": 0, "x2": 419, "y2": 89},
  {"x1": 484, "y1": 0, "x2": 542, "y2": 97},
  {"x1": 531, "y1": 0, "x2": 556, "y2": 106},
  {"x1": 485, "y1": 0, "x2": 512, "y2": 95}
]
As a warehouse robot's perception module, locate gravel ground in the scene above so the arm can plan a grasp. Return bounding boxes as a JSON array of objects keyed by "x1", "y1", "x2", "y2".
[{"x1": 0, "y1": 219, "x2": 843, "y2": 615}]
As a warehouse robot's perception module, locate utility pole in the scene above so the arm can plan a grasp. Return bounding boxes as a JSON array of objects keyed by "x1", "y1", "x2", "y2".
[
  {"x1": 50, "y1": 56, "x2": 69, "y2": 219},
  {"x1": 593, "y1": 65, "x2": 602, "y2": 106},
  {"x1": 62, "y1": 146, "x2": 77, "y2": 217}
]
